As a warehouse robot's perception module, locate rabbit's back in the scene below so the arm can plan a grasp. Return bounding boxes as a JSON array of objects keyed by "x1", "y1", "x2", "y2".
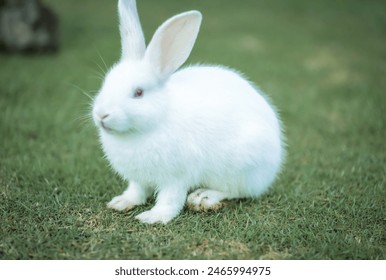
[{"x1": 169, "y1": 65, "x2": 280, "y2": 131}]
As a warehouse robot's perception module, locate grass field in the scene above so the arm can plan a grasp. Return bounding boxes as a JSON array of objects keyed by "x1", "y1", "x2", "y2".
[{"x1": 0, "y1": 0, "x2": 385, "y2": 259}]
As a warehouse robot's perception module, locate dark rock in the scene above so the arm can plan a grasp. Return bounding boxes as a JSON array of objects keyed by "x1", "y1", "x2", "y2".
[{"x1": 0, "y1": 0, "x2": 59, "y2": 53}]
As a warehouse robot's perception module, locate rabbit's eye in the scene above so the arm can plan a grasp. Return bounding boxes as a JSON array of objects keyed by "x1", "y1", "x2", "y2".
[{"x1": 134, "y1": 88, "x2": 144, "y2": 98}]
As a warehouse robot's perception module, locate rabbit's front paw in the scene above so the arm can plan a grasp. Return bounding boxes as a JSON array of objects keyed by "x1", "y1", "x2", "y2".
[
  {"x1": 135, "y1": 209, "x2": 175, "y2": 224},
  {"x1": 187, "y1": 189, "x2": 227, "y2": 211},
  {"x1": 107, "y1": 195, "x2": 136, "y2": 211}
]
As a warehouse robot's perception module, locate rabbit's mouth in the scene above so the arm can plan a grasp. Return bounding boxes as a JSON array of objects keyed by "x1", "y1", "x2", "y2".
[
  {"x1": 101, "y1": 121, "x2": 114, "y2": 133},
  {"x1": 99, "y1": 120, "x2": 138, "y2": 135}
]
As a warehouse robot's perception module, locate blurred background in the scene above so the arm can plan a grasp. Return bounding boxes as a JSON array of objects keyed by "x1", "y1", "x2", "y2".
[{"x1": 0, "y1": 0, "x2": 385, "y2": 259}]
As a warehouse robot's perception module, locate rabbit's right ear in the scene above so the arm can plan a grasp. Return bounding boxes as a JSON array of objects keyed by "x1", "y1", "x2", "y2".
[
  {"x1": 145, "y1": 11, "x2": 202, "y2": 80},
  {"x1": 118, "y1": 0, "x2": 146, "y2": 61}
]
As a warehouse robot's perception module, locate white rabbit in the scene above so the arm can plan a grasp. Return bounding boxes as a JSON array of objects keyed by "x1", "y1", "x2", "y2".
[{"x1": 92, "y1": 0, "x2": 284, "y2": 224}]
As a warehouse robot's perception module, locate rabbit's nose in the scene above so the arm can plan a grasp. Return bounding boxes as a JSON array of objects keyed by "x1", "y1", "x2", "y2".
[
  {"x1": 100, "y1": 113, "x2": 110, "y2": 120},
  {"x1": 97, "y1": 113, "x2": 113, "y2": 131},
  {"x1": 96, "y1": 110, "x2": 109, "y2": 121}
]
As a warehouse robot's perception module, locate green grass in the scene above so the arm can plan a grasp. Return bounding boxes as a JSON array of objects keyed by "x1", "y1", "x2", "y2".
[{"x1": 0, "y1": 0, "x2": 385, "y2": 259}]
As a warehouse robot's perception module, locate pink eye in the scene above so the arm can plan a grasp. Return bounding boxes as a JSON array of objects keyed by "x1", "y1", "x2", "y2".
[{"x1": 134, "y1": 88, "x2": 144, "y2": 98}]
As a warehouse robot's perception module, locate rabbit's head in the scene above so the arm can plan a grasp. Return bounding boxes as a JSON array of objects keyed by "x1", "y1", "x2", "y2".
[{"x1": 92, "y1": 0, "x2": 202, "y2": 134}]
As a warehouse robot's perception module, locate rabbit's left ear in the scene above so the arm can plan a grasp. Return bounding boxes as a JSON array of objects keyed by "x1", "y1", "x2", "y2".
[
  {"x1": 145, "y1": 11, "x2": 202, "y2": 79},
  {"x1": 118, "y1": 0, "x2": 146, "y2": 61}
]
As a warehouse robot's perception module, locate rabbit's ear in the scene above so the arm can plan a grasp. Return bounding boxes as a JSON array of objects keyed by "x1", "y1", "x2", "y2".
[
  {"x1": 118, "y1": 0, "x2": 146, "y2": 61},
  {"x1": 145, "y1": 11, "x2": 202, "y2": 79}
]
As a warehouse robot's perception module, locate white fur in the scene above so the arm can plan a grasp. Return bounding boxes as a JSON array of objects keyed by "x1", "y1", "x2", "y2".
[{"x1": 92, "y1": 0, "x2": 284, "y2": 224}]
